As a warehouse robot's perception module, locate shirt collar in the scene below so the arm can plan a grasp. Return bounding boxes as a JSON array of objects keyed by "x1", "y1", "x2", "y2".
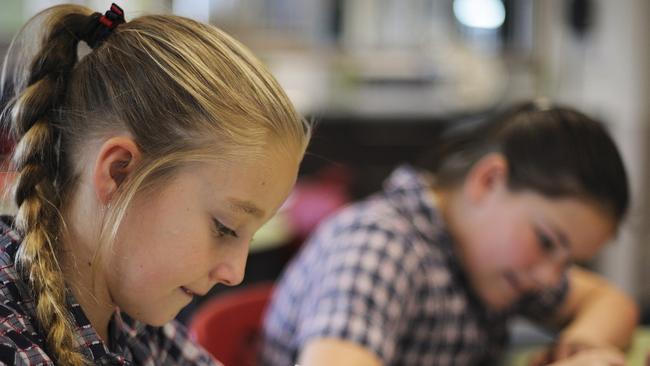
[
  {"x1": 382, "y1": 164, "x2": 451, "y2": 246},
  {"x1": 67, "y1": 293, "x2": 133, "y2": 363}
]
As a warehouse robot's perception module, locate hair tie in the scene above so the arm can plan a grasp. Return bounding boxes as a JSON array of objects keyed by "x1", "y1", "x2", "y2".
[{"x1": 83, "y1": 3, "x2": 126, "y2": 49}]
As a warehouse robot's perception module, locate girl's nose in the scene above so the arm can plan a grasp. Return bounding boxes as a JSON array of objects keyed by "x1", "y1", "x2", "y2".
[
  {"x1": 531, "y1": 259, "x2": 564, "y2": 288},
  {"x1": 209, "y1": 245, "x2": 248, "y2": 286}
]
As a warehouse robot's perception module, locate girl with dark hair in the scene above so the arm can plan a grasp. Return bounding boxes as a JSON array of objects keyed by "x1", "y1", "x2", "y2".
[{"x1": 262, "y1": 102, "x2": 636, "y2": 366}]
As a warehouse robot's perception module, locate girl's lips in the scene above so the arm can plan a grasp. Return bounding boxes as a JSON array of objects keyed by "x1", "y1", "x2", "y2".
[
  {"x1": 180, "y1": 286, "x2": 196, "y2": 297},
  {"x1": 504, "y1": 272, "x2": 524, "y2": 297}
]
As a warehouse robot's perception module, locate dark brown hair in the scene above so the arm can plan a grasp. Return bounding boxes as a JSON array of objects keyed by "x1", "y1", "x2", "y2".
[{"x1": 416, "y1": 101, "x2": 628, "y2": 223}]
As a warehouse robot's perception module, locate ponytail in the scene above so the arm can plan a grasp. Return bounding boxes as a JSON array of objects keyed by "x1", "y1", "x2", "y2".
[{"x1": 1, "y1": 5, "x2": 99, "y2": 365}]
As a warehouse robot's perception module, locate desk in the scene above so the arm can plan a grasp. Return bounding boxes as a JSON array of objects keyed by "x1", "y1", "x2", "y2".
[{"x1": 504, "y1": 327, "x2": 650, "y2": 365}]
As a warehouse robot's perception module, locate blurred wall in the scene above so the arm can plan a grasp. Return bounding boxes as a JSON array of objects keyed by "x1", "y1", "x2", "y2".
[{"x1": 534, "y1": 0, "x2": 650, "y2": 302}]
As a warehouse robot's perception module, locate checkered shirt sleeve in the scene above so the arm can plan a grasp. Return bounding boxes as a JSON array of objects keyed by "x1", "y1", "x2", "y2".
[{"x1": 282, "y1": 210, "x2": 426, "y2": 363}]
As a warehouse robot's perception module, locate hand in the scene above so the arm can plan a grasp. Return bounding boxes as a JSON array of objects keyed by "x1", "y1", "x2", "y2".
[
  {"x1": 528, "y1": 342, "x2": 593, "y2": 366},
  {"x1": 528, "y1": 343, "x2": 624, "y2": 366}
]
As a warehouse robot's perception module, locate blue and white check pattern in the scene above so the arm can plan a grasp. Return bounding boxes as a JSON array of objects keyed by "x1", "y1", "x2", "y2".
[
  {"x1": 0, "y1": 216, "x2": 221, "y2": 365},
  {"x1": 262, "y1": 165, "x2": 568, "y2": 366}
]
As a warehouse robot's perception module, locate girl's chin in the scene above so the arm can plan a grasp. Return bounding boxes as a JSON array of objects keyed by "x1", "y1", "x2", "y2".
[
  {"x1": 123, "y1": 305, "x2": 183, "y2": 327},
  {"x1": 136, "y1": 312, "x2": 177, "y2": 327}
]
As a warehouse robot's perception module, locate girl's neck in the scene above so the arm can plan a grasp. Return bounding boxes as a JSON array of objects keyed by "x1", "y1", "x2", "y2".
[
  {"x1": 59, "y1": 186, "x2": 117, "y2": 344},
  {"x1": 429, "y1": 186, "x2": 469, "y2": 256},
  {"x1": 60, "y1": 231, "x2": 116, "y2": 345},
  {"x1": 429, "y1": 186, "x2": 458, "y2": 233}
]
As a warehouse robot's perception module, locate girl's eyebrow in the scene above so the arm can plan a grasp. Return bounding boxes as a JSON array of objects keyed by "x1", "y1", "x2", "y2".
[
  {"x1": 545, "y1": 222, "x2": 573, "y2": 261},
  {"x1": 549, "y1": 224, "x2": 570, "y2": 249},
  {"x1": 227, "y1": 197, "x2": 265, "y2": 218},
  {"x1": 538, "y1": 218, "x2": 570, "y2": 250}
]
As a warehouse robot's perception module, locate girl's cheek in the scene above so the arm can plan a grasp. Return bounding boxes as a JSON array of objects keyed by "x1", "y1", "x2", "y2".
[{"x1": 511, "y1": 245, "x2": 543, "y2": 269}]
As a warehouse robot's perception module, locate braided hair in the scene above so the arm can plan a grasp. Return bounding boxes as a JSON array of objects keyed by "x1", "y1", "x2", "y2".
[{"x1": 1, "y1": 5, "x2": 106, "y2": 365}]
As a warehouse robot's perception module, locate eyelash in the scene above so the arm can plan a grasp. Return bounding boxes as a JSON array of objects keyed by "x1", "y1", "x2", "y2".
[
  {"x1": 536, "y1": 229, "x2": 554, "y2": 252},
  {"x1": 212, "y1": 218, "x2": 238, "y2": 238}
]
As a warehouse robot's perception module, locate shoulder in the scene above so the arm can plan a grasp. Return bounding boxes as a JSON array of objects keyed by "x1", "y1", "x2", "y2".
[
  {"x1": 0, "y1": 216, "x2": 21, "y2": 268},
  {"x1": 0, "y1": 218, "x2": 50, "y2": 365},
  {"x1": 0, "y1": 307, "x2": 52, "y2": 365},
  {"x1": 312, "y1": 196, "x2": 419, "y2": 252},
  {"x1": 0, "y1": 217, "x2": 35, "y2": 326},
  {"x1": 280, "y1": 195, "x2": 435, "y2": 298},
  {"x1": 305, "y1": 196, "x2": 432, "y2": 275},
  {"x1": 281, "y1": 198, "x2": 431, "y2": 304}
]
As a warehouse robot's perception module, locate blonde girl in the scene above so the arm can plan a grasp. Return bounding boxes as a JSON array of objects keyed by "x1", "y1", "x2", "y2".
[{"x1": 0, "y1": 3, "x2": 309, "y2": 365}]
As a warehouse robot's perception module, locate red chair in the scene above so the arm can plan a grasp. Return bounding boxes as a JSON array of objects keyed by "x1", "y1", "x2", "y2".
[{"x1": 188, "y1": 283, "x2": 275, "y2": 366}]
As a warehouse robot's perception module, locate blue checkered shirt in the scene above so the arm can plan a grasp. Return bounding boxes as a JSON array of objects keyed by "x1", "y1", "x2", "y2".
[
  {"x1": 262, "y1": 165, "x2": 568, "y2": 365},
  {"x1": 0, "y1": 216, "x2": 221, "y2": 365}
]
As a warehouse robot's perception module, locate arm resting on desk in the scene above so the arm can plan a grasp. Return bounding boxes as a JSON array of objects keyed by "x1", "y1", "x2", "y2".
[
  {"x1": 298, "y1": 338, "x2": 383, "y2": 366},
  {"x1": 539, "y1": 266, "x2": 639, "y2": 360}
]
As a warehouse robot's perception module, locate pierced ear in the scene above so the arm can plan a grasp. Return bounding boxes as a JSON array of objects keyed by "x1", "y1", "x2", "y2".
[
  {"x1": 464, "y1": 153, "x2": 508, "y2": 204},
  {"x1": 93, "y1": 136, "x2": 141, "y2": 204}
]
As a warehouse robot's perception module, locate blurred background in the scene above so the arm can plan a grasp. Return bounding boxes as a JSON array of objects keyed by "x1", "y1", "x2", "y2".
[{"x1": 1, "y1": 0, "x2": 649, "y2": 341}]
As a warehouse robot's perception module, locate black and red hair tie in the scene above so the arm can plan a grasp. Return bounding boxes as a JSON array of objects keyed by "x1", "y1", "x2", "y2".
[{"x1": 82, "y1": 3, "x2": 126, "y2": 49}]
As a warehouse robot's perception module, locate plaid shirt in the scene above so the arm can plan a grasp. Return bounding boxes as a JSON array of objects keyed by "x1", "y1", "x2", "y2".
[
  {"x1": 262, "y1": 165, "x2": 568, "y2": 365},
  {"x1": 0, "y1": 216, "x2": 221, "y2": 365}
]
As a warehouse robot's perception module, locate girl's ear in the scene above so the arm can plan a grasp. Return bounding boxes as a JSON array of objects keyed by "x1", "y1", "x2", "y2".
[
  {"x1": 464, "y1": 153, "x2": 508, "y2": 204},
  {"x1": 93, "y1": 136, "x2": 141, "y2": 204}
]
